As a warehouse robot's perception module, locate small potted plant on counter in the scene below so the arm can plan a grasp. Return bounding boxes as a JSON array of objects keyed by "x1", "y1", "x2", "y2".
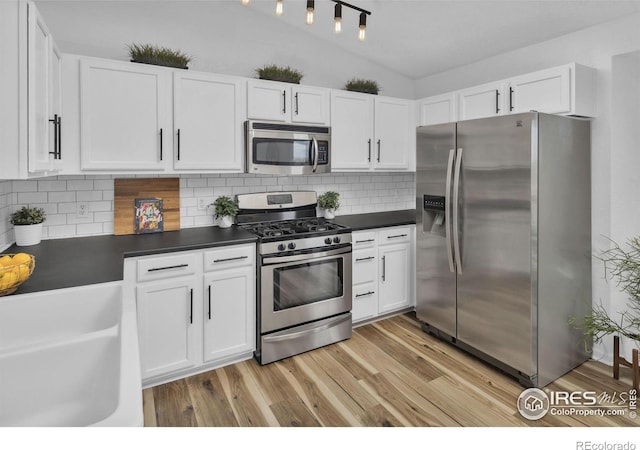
[
  {"x1": 212, "y1": 196, "x2": 239, "y2": 229},
  {"x1": 318, "y1": 191, "x2": 340, "y2": 219},
  {"x1": 10, "y1": 206, "x2": 46, "y2": 246}
]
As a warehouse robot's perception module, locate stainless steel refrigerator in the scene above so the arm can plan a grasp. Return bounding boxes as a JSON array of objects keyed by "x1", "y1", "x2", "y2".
[{"x1": 416, "y1": 112, "x2": 592, "y2": 387}]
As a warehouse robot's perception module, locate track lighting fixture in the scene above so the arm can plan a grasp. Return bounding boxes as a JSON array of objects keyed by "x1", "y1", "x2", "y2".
[
  {"x1": 306, "y1": 0, "x2": 315, "y2": 25},
  {"x1": 334, "y1": 3, "x2": 342, "y2": 34},
  {"x1": 358, "y1": 11, "x2": 366, "y2": 41},
  {"x1": 241, "y1": 0, "x2": 371, "y2": 41}
]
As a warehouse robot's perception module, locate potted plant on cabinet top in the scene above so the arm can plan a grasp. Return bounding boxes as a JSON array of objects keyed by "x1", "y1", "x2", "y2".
[
  {"x1": 256, "y1": 64, "x2": 303, "y2": 84},
  {"x1": 128, "y1": 43, "x2": 192, "y2": 69},
  {"x1": 344, "y1": 78, "x2": 380, "y2": 95},
  {"x1": 10, "y1": 206, "x2": 46, "y2": 246},
  {"x1": 212, "y1": 196, "x2": 239, "y2": 229},
  {"x1": 318, "y1": 191, "x2": 340, "y2": 219}
]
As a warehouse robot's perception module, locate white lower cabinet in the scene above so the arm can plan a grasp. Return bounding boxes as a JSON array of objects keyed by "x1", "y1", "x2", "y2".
[
  {"x1": 351, "y1": 225, "x2": 415, "y2": 324},
  {"x1": 124, "y1": 243, "x2": 256, "y2": 387},
  {"x1": 136, "y1": 278, "x2": 198, "y2": 379}
]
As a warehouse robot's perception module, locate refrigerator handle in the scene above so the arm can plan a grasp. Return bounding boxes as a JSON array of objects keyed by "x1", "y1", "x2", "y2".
[
  {"x1": 444, "y1": 149, "x2": 456, "y2": 273},
  {"x1": 452, "y1": 148, "x2": 463, "y2": 275}
]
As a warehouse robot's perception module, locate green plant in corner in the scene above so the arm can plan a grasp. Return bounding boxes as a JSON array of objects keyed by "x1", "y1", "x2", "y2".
[
  {"x1": 344, "y1": 78, "x2": 380, "y2": 95},
  {"x1": 318, "y1": 191, "x2": 340, "y2": 211},
  {"x1": 256, "y1": 64, "x2": 303, "y2": 84},
  {"x1": 128, "y1": 43, "x2": 192, "y2": 69},
  {"x1": 570, "y1": 236, "x2": 640, "y2": 351},
  {"x1": 211, "y1": 196, "x2": 239, "y2": 219},
  {"x1": 10, "y1": 206, "x2": 46, "y2": 225}
]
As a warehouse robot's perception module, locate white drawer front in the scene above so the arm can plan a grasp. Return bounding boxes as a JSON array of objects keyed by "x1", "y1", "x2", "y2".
[
  {"x1": 353, "y1": 248, "x2": 377, "y2": 285},
  {"x1": 137, "y1": 252, "x2": 198, "y2": 282},
  {"x1": 352, "y1": 282, "x2": 378, "y2": 324},
  {"x1": 203, "y1": 244, "x2": 255, "y2": 272},
  {"x1": 352, "y1": 231, "x2": 377, "y2": 249},
  {"x1": 379, "y1": 226, "x2": 411, "y2": 244}
]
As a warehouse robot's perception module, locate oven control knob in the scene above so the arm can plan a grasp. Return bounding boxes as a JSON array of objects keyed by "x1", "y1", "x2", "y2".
[
  {"x1": 288, "y1": 242, "x2": 296, "y2": 250},
  {"x1": 277, "y1": 243, "x2": 286, "y2": 251},
  {"x1": 333, "y1": 236, "x2": 341, "y2": 244},
  {"x1": 324, "y1": 237, "x2": 332, "y2": 245}
]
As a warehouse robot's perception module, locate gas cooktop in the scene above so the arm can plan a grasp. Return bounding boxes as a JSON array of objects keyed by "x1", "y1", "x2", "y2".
[{"x1": 239, "y1": 217, "x2": 350, "y2": 240}]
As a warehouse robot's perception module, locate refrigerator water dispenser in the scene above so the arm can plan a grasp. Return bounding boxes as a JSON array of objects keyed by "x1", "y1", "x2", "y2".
[{"x1": 422, "y1": 195, "x2": 446, "y2": 236}]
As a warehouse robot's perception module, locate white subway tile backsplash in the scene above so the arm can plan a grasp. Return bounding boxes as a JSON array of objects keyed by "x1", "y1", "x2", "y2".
[
  {"x1": 17, "y1": 192, "x2": 48, "y2": 204},
  {"x1": 4, "y1": 173, "x2": 415, "y2": 243}
]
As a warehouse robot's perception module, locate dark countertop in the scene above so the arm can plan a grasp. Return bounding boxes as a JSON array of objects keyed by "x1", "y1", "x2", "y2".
[
  {"x1": 333, "y1": 209, "x2": 416, "y2": 231},
  {"x1": 4, "y1": 210, "x2": 416, "y2": 295},
  {"x1": 5, "y1": 227, "x2": 258, "y2": 294}
]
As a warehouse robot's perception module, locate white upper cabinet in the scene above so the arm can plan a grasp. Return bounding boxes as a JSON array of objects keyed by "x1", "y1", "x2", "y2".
[
  {"x1": 331, "y1": 90, "x2": 413, "y2": 172},
  {"x1": 79, "y1": 58, "x2": 172, "y2": 171},
  {"x1": 458, "y1": 81, "x2": 504, "y2": 121},
  {"x1": 173, "y1": 71, "x2": 244, "y2": 171},
  {"x1": 417, "y1": 92, "x2": 457, "y2": 126},
  {"x1": 416, "y1": 62, "x2": 597, "y2": 126},
  {"x1": 330, "y1": 90, "x2": 374, "y2": 171},
  {"x1": 373, "y1": 97, "x2": 412, "y2": 171},
  {"x1": 247, "y1": 79, "x2": 329, "y2": 124},
  {"x1": 0, "y1": 1, "x2": 64, "y2": 179},
  {"x1": 508, "y1": 65, "x2": 572, "y2": 115}
]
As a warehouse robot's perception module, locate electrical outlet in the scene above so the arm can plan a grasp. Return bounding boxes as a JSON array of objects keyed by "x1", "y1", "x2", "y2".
[
  {"x1": 198, "y1": 198, "x2": 208, "y2": 211},
  {"x1": 77, "y1": 202, "x2": 89, "y2": 218}
]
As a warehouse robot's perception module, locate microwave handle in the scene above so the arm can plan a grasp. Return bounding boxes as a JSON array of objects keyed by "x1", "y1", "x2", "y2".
[{"x1": 312, "y1": 136, "x2": 318, "y2": 173}]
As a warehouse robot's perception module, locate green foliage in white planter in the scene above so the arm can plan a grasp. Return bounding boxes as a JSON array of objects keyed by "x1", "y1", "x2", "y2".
[
  {"x1": 318, "y1": 191, "x2": 340, "y2": 210},
  {"x1": 10, "y1": 206, "x2": 46, "y2": 225},
  {"x1": 212, "y1": 196, "x2": 239, "y2": 219}
]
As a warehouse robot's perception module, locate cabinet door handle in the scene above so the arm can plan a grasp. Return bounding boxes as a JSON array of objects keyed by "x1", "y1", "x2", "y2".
[
  {"x1": 382, "y1": 256, "x2": 386, "y2": 281},
  {"x1": 177, "y1": 129, "x2": 181, "y2": 161},
  {"x1": 147, "y1": 263, "x2": 189, "y2": 272},
  {"x1": 355, "y1": 291, "x2": 375, "y2": 298},
  {"x1": 213, "y1": 255, "x2": 248, "y2": 263},
  {"x1": 48, "y1": 114, "x2": 58, "y2": 158},
  {"x1": 355, "y1": 256, "x2": 375, "y2": 262},
  {"x1": 367, "y1": 139, "x2": 372, "y2": 162},
  {"x1": 509, "y1": 87, "x2": 514, "y2": 112},
  {"x1": 208, "y1": 285, "x2": 211, "y2": 320},
  {"x1": 356, "y1": 239, "x2": 375, "y2": 244},
  {"x1": 295, "y1": 92, "x2": 299, "y2": 115},
  {"x1": 495, "y1": 90, "x2": 500, "y2": 114},
  {"x1": 282, "y1": 90, "x2": 287, "y2": 114},
  {"x1": 189, "y1": 288, "x2": 193, "y2": 324},
  {"x1": 377, "y1": 139, "x2": 381, "y2": 163},
  {"x1": 159, "y1": 128, "x2": 163, "y2": 160},
  {"x1": 57, "y1": 115, "x2": 62, "y2": 160},
  {"x1": 387, "y1": 234, "x2": 408, "y2": 240}
]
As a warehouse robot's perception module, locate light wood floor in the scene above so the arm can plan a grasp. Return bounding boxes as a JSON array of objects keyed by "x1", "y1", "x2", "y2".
[{"x1": 143, "y1": 313, "x2": 638, "y2": 427}]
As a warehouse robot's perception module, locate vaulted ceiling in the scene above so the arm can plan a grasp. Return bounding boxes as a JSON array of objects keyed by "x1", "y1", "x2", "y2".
[{"x1": 36, "y1": 0, "x2": 640, "y2": 80}]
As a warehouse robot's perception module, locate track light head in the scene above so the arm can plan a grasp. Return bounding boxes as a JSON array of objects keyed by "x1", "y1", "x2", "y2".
[
  {"x1": 306, "y1": 0, "x2": 315, "y2": 25},
  {"x1": 334, "y1": 3, "x2": 342, "y2": 33},
  {"x1": 358, "y1": 12, "x2": 367, "y2": 41}
]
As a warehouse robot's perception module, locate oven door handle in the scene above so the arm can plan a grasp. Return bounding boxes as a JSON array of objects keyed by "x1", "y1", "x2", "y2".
[
  {"x1": 262, "y1": 314, "x2": 352, "y2": 343},
  {"x1": 262, "y1": 245, "x2": 351, "y2": 265}
]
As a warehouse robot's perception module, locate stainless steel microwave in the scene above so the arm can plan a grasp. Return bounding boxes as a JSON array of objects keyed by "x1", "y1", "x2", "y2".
[{"x1": 245, "y1": 121, "x2": 331, "y2": 175}]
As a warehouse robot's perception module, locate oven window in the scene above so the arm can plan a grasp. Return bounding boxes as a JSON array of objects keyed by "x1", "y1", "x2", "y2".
[
  {"x1": 273, "y1": 259, "x2": 344, "y2": 311},
  {"x1": 254, "y1": 138, "x2": 312, "y2": 166}
]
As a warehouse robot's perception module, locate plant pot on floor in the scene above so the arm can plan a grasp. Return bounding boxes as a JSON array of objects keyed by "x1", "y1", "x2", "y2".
[{"x1": 13, "y1": 223, "x2": 43, "y2": 246}]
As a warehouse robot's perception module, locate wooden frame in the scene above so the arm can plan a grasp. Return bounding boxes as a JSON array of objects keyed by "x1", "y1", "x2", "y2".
[{"x1": 613, "y1": 335, "x2": 639, "y2": 390}]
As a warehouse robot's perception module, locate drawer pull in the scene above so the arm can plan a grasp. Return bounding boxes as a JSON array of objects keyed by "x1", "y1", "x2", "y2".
[
  {"x1": 147, "y1": 263, "x2": 189, "y2": 272},
  {"x1": 355, "y1": 256, "x2": 375, "y2": 262},
  {"x1": 355, "y1": 239, "x2": 375, "y2": 244},
  {"x1": 356, "y1": 291, "x2": 375, "y2": 298},
  {"x1": 387, "y1": 234, "x2": 408, "y2": 239},
  {"x1": 213, "y1": 255, "x2": 249, "y2": 263}
]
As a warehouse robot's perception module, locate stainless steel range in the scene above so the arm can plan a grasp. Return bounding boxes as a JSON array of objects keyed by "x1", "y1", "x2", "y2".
[{"x1": 236, "y1": 191, "x2": 353, "y2": 365}]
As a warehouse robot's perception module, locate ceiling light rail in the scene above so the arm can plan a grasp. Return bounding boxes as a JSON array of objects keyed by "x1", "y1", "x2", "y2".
[{"x1": 240, "y1": 0, "x2": 372, "y2": 41}]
